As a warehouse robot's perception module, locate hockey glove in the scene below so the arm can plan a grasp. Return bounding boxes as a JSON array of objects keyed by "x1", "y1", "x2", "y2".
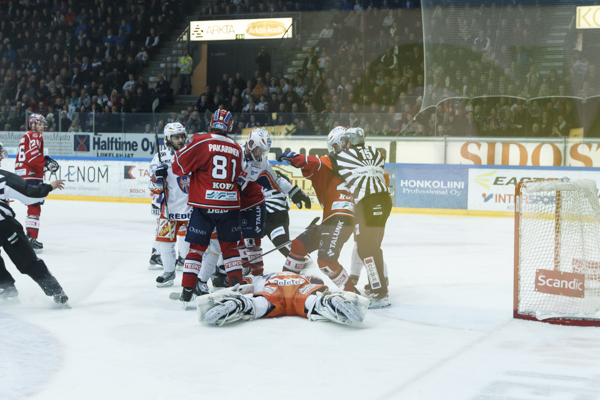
[
  {"x1": 277, "y1": 151, "x2": 299, "y2": 165},
  {"x1": 44, "y1": 156, "x2": 60, "y2": 173},
  {"x1": 153, "y1": 165, "x2": 168, "y2": 189},
  {"x1": 289, "y1": 185, "x2": 311, "y2": 209}
]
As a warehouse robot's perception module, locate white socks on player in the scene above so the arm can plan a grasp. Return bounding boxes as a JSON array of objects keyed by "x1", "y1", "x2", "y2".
[
  {"x1": 159, "y1": 241, "x2": 177, "y2": 274},
  {"x1": 200, "y1": 239, "x2": 221, "y2": 282}
]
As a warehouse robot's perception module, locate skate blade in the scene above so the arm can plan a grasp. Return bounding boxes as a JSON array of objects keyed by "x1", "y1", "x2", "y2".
[
  {"x1": 148, "y1": 264, "x2": 163, "y2": 270},
  {"x1": 156, "y1": 280, "x2": 174, "y2": 288},
  {"x1": 367, "y1": 300, "x2": 391, "y2": 309},
  {"x1": 0, "y1": 297, "x2": 21, "y2": 305},
  {"x1": 182, "y1": 296, "x2": 197, "y2": 310},
  {"x1": 52, "y1": 302, "x2": 71, "y2": 309}
]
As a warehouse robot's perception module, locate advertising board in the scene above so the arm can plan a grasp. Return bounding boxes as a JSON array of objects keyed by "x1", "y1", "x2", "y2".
[{"x1": 190, "y1": 18, "x2": 293, "y2": 41}]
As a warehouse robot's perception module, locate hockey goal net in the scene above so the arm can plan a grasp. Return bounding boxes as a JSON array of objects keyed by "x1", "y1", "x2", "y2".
[{"x1": 514, "y1": 179, "x2": 600, "y2": 326}]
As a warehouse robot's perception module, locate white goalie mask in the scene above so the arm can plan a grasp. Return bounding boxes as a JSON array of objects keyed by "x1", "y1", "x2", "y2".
[
  {"x1": 164, "y1": 122, "x2": 187, "y2": 150},
  {"x1": 246, "y1": 128, "x2": 272, "y2": 161},
  {"x1": 327, "y1": 126, "x2": 348, "y2": 153}
]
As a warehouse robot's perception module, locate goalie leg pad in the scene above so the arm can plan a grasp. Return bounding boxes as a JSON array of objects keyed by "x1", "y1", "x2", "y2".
[
  {"x1": 307, "y1": 291, "x2": 369, "y2": 325},
  {"x1": 196, "y1": 289, "x2": 256, "y2": 326}
]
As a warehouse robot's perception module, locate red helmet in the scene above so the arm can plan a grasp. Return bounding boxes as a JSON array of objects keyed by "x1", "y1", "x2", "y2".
[
  {"x1": 29, "y1": 113, "x2": 46, "y2": 129},
  {"x1": 210, "y1": 110, "x2": 233, "y2": 133}
]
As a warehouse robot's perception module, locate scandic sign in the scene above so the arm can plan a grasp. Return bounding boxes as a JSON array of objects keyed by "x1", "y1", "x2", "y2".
[
  {"x1": 190, "y1": 18, "x2": 293, "y2": 41},
  {"x1": 535, "y1": 269, "x2": 585, "y2": 298}
]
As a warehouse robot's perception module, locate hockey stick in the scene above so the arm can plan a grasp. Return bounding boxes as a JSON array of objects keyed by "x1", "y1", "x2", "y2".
[
  {"x1": 241, "y1": 216, "x2": 320, "y2": 267},
  {"x1": 152, "y1": 99, "x2": 173, "y2": 239},
  {"x1": 167, "y1": 217, "x2": 321, "y2": 300}
]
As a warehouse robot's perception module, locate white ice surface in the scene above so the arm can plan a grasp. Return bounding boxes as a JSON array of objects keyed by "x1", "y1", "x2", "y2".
[{"x1": 3, "y1": 201, "x2": 600, "y2": 400}]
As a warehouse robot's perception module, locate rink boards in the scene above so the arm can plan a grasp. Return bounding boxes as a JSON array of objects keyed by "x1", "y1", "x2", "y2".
[{"x1": 6, "y1": 157, "x2": 600, "y2": 218}]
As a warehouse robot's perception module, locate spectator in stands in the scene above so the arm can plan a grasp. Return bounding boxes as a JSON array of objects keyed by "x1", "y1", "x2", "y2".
[
  {"x1": 255, "y1": 46, "x2": 271, "y2": 77},
  {"x1": 178, "y1": 48, "x2": 193, "y2": 95},
  {"x1": 253, "y1": 77, "x2": 268, "y2": 100},
  {"x1": 154, "y1": 73, "x2": 172, "y2": 107}
]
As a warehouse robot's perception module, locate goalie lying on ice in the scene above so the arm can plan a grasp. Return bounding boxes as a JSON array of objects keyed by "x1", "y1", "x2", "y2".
[{"x1": 197, "y1": 272, "x2": 369, "y2": 326}]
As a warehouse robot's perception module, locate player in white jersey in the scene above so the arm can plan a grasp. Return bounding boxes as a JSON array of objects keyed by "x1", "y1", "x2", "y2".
[
  {"x1": 237, "y1": 128, "x2": 311, "y2": 277},
  {"x1": 148, "y1": 123, "x2": 192, "y2": 287}
]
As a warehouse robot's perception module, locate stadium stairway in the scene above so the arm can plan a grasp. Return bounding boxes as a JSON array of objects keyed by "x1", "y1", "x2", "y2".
[{"x1": 537, "y1": 4, "x2": 574, "y2": 77}]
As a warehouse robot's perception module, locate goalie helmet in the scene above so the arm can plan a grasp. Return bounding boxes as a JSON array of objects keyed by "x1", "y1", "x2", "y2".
[
  {"x1": 345, "y1": 127, "x2": 365, "y2": 146},
  {"x1": 210, "y1": 109, "x2": 233, "y2": 133},
  {"x1": 247, "y1": 128, "x2": 272, "y2": 161},
  {"x1": 28, "y1": 113, "x2": 46, "y2": 129},
  {"x1": 327, "y1": 126, "x2": 348, "y2": 153}
]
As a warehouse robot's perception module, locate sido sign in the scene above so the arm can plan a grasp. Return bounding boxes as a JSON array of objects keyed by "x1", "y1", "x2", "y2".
[{"x1": 190, "y1": 18, "x2": 293, "y2": 41}]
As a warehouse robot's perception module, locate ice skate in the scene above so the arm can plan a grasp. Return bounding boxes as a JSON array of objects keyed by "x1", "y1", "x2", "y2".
[
  {"x1": 367, "y1": 292, "x2": 391, "y2": 309},
  {"x1": 194, "y1": 279, "x2": 210, "y2": 296},
  {"x1": 148, "y1": 250, "x2": 163, "y2": 270},
  {"x1": 211, "y1": 265, "x2": 228, "y2": 288},
  {"x1": 176, "y1": 256, "x2": 184, "y2": 271},
  {"x1": 28, "y1": 237, "x2": 43, "y2": 254},
  {"x1": 0, "y1": 284, "x2": 20, "y2": 304},
  {"x1": 52, "y1": 290, "x2": 70, "y2": 309},
  {"x1": 156, "y1": 271, "x2": 175, "y2": 287}
]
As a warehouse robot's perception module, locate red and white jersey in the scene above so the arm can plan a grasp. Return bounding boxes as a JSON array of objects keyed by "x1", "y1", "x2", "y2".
[
  {"x1": 148, "y1": 147, "x2": 192, "y2": 221},
  {"x1": 172, "y1": 133, "x2": 243, "y2": 210},
  {"x1": 14, "y1": 130, "x2": 46, "y2": 181},
  {"x1": 239, "y1": 147, "x2": 293, "y2": 210},
  {"x1": 288, "y1": 154, "x2": 354, "y2": 222}
]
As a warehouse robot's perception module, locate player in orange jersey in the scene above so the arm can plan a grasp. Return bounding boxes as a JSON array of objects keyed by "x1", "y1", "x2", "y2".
[
  {"x1": 276, "y1": 126, "x2": 356, "y2": 292},
  {"x1": 196, "y1": 272, "x2": 369, "y2": 326}
]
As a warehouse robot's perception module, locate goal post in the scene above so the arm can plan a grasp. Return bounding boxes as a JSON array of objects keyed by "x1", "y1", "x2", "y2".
[{"x1": 514, "y1": 178, "x2": 600, "y2": 326}]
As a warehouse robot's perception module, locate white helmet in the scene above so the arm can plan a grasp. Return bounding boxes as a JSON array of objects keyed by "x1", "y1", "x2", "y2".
[
  {"x1": 345, "y1": 127, "x2": 365, "y2": 146},
  {"x1": 0, "y1": 140, "x2": 6, "y2": 163},
  {"x1": 164, "y1": 122, "x2": 186, "y2": 140},
  {"x1": 327, "y1": 126, "x2": 348, "y2": 153},
  {"x1": 247, "y1": 128, "x2": 272, "y2": 161}
]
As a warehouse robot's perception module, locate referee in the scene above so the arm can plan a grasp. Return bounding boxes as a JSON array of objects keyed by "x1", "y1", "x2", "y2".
[
  {"x1": 330, "y1": 127, "x2": 392, "y2": 308},
  {"x1": 0, "y1": 141, "x2": 69, "y2": 306}
]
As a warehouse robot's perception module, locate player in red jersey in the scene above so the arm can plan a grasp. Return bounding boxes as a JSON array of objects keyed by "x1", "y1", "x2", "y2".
[
  {"x1": 171, "y1": 110, "x2": 244, "y2": 304},
  {"x1": 196, "y1": 272, "x2": 370, "y2": 326},
  {"x1": 14, "y1": 114, "x2": 59, "y2": 253},
  {"x1": 276, "y1": 126, "x2": 356, "y2": 292}
]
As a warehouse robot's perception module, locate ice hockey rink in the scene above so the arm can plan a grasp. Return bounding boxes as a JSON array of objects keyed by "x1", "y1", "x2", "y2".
[{"x1": 3, "y1": 200, "x2": 600, "y2": 400}]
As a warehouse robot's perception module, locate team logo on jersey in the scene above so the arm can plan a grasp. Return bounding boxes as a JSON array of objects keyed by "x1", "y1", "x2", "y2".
[
  {"x1": 205, "y1": 190, "x2": 237, "y2": 201},
  {"x1": 74, "y1": 134, "x2": 90, "y2": 152},
  {"x1": 178, "y1": 175, "x2": 190, "y2": 193}
]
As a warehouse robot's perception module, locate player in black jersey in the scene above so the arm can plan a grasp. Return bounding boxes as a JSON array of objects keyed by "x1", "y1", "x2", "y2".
[
  {"x1": 0, "y1": 141, "x2": 69, "y2": 306},
  {"x1": 329, "y1": 127, "x2": 392, "y2": 308}
]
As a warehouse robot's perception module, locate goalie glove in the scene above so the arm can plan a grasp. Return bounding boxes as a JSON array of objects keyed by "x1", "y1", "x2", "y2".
[
  {"x1": 44, "y1": 156, "x2": 59, "y2": 173},
  {"x1": 289, "y1": 185, "x2": 311, "y2": 209},
  {"x1": 307, "y1": 291, "x2": 369, "y2": 325},
  {"x1": 197, "y1": 287, "x2": 256, "y2": 326}
]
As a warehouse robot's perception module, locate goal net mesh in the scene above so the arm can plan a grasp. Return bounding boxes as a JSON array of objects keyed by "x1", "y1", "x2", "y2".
[
  {"x1": 419, "y1": 1, "x2": 597, "y2": 113},
  {"x1": 517, "y1": 179, "x2": 600, "y2": 320}
]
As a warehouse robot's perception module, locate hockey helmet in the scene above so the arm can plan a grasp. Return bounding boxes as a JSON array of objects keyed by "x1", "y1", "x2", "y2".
[
  {"x1": 164, "y1": 122, "x2": 187, "y2": 150},
  {"x1": 327, "y1": 126, "x2": 348, "y2": 153},
  {"x1": 210, "y1": 109, "x2": 233, "y2": 133},
  {"x1": 247, "y1": 128, "x2": 272, "y2": 161},
  {"x1": 28, "y1": 113, "x2": 46, "y2": 129},
  {"x1": 345, "y1": 127, "x2": 366, "y2": 146}
]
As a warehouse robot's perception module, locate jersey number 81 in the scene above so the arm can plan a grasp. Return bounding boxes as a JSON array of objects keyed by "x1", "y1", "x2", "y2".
[{"x1": 212, "y1": 155, "x2": 237, "y2": 182}]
